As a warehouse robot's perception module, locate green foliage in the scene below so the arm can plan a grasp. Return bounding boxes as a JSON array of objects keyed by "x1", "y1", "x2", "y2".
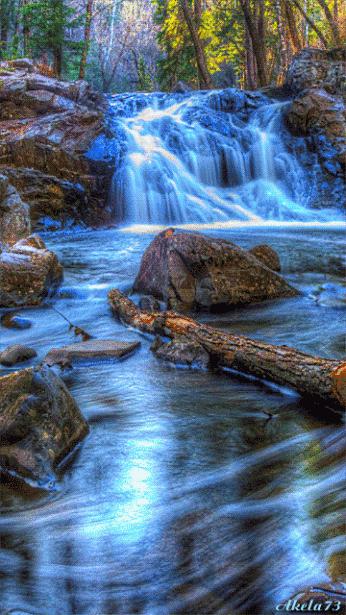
[
  {"x1": 21, "y1": 0, "x2": 82, "y2": 74},
  {"x1": 137, "y1": 55, "x2": 153, "y2": 91},
  {"x1": 154, "y1": 0, "x2": 198, "y2": 89}
]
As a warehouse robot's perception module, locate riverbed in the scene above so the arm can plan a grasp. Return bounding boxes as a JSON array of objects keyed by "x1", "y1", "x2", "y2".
[{"x1": 0, "y1": 225, "x2": 345, "y2": 615}]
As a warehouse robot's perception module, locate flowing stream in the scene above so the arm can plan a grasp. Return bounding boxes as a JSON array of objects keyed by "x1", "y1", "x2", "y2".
[
  {"x1": 0, "y1": 89, "x2": 345, "y2": 615},
  {"x1": 107, "y1": 90, "x2": 344, "y2": 226}
]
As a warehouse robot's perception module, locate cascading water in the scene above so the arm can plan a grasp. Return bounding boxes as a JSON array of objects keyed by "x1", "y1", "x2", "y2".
[{"x1": 105, "y1": 89, "x2": 343, "y2": 226}]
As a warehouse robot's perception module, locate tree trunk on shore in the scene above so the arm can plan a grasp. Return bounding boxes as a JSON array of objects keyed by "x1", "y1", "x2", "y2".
[
  {"x1": 79, "y1": 0, "x2": 93, "y2": 80},
  {"x1": 108, "y1": 289, "x2": 346, "y2": 411}
]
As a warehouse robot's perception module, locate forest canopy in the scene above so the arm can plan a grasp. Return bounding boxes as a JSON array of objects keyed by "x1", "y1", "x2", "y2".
[{"x1": 0, "y1": 0, "x2": 345, "y2": 91}]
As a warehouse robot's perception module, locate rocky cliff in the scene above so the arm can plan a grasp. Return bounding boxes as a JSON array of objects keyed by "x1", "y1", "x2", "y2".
[
  {"x1": 285, "y1": 48, "x2": 346, "y2": 179},
  {"x1": 0, "y1": 58, "x2": 114, "y2": 230}
]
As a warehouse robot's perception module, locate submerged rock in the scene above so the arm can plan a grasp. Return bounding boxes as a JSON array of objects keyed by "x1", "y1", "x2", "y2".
[
  {"x1": 0, "y1": 344, "x2": 37, "y2": 367},
  {"x1": 0, "y1": 366, "x2": 89, "y2": 486},
  {"x1": 0, "y1": 234, "x2": 63, "y2": 307},
  {"x1": 44, "y1": 339, "x2": 140, "y2": 367},
  {"x1": 0, "y1": 312, "x2": 32, "y2": 329},
  {"x1": 133, "y1": 229, "x2": 298, "y2": 312}
]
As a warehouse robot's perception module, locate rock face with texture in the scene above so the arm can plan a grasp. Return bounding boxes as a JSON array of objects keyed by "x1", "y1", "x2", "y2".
[
  {"x1": 0, "y1": 59, "x2": 113, "y2": 229},
  {"x1": 0, "y1": 234, "x2": 63, "y2": 307},
  {"x1": 133, "y1": 229, "x2": 298, "y2": 312},
  {"x1": 286, "y1": 88, "x2": 345, "y2": 170},
  {"x1": 0, "y1": 366, "x2": 89, "y2": 486},
  {"x1": 44, "y1": 339, "x2": 140, "y2": 367},
  {"x1": 248, "y1": 244, "x2": 281, "y2": 272},
  {"x1": 285, "y1": 48, "x2": 346, "y2": 177},
  {"x1": 0, "y1": 174, "x2": 31, "y2": 246},
  {"x1": 151, "y1": 335, "x2": 210, "y2": 368},
  {"x1": 285, "y1": 47, "x2": 346, "y2": 96}
]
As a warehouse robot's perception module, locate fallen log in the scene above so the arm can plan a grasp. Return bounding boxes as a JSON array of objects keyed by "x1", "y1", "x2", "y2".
[{"x1": 108, "y1": 289, "x2": 346, "y2": 411}]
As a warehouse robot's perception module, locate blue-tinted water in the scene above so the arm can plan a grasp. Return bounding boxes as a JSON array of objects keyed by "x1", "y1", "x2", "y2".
[{"x1": 0, "y1": 226, "x2": 345, "y2": 614}]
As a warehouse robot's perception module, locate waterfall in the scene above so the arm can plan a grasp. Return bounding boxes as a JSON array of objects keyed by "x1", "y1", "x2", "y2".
[{"x1": 107, "y1": 90, "x2": 343, "y2": 226}]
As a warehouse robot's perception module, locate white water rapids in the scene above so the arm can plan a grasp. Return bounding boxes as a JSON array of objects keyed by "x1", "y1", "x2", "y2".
[{"x1": 107, "y1": 90, "x2": 343, "y2": 227}]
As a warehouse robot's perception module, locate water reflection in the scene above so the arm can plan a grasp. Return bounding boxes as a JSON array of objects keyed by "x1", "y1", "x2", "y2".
[{"x1": 0, "y1": 228, "x2": 345, "y2": 614}]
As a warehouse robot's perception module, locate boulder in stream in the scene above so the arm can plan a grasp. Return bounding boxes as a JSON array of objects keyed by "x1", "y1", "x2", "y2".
[
  {"x1": 133, "y1": 229, "x2": 298, "y2": 312},
  {"x1": 0, "y1": 344, "x2": 37, "y2": 367},
  {"x1": 0, "y1": 366, "x2": 89, "y2": 486},
  {"x1": 0, "y1": 234, "x2": 63, "y2": 307}
]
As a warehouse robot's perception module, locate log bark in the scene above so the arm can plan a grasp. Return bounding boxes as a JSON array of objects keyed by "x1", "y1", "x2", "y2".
[{"x1": 108, "y1": 289, "x2": 346, "y2": 411}]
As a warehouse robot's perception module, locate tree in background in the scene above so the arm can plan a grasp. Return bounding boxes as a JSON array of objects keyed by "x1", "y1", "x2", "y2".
[
  {"x1": 0, "y1": 0, "x2": 344, "y2": 90},
  {"x1": 79, "y1": 0, "x2": 94, "y2": 79},
  {"x1": 21, "y1": 0, "x2": 81, "y2": 76}
]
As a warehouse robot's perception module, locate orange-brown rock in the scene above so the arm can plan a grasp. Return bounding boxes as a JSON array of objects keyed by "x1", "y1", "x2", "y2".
[
  {"x1": 248, "y1": 244, "x2": 281, "y2": 272},
  {"x1": 133, "y1": 229, "x2": 297, "y2": 312}
]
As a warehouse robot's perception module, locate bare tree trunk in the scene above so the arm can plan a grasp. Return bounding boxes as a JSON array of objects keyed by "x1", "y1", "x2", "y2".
[
  {"x1": 239, "y1": 0, "x2": 268, "y2": 87},
  {"x1": 108, "y1": 290, "x2": 346, "y2": 411},
  {"x1": 333, "y1": 0, "x2": 338, "y2": 21},
  {"x1": 179, "y1": 0, "x2": 212, "y2": 89},
  {"x1": 291, "y1": 0, "x2": 329, "y2": 48},
  {"x1": 0, "y1": 0, "x2": 10, "y2": 58},
  {"x1": 245, "y1": 23, "x2": 256, "y2": 89},
  {"x1": 315, "y1": 0, "x2": 341, "y2": 45},
  {"x1": 284, "y1": 0, "x2": 303, "y2": 53},
  {"x1": 275, "y1": 0, "x2": 289, "y2": 82},
  {"x1": 79, "y1": 0, "x2": 93, "y2": 80},
  {"x1": 20, "y1": 0, "x2": 30, "y2": 56}
]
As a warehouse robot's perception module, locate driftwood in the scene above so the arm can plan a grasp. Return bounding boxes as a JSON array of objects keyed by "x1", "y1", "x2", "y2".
[{"x1": 108, "y1": 289, "x2": 346, "y2": 411}]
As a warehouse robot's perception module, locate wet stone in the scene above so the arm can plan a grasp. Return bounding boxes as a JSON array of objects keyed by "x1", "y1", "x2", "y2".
[
  {"x1": 0, "y1": 344, "x2": 37, "y2": 367},
  {"x1": 1, "y1": 312, "x2": 32, "y2": 330},
  {"x1": 44, "y1": 339, "x2": 141, "y2": 367}
]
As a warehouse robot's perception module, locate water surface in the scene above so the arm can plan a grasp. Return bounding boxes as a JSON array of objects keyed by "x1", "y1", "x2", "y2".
[{"x1": 0, "y1": 226, "x2": 345, "y2": 615}]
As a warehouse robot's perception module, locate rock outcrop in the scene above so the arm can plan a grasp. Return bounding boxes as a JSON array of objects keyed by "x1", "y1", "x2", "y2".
[
  {"x1": 133, "y1": 229, "x2": 298, "y2": 312},
  {"x1": 285, "y1": 48, "x2": 346, "y2": 178},
  {"x1": 0, "y1": 174, "x2": 31, "y2": 246},
  {"x1": 0, "y1": 366, "x2": 88, "y2": 486},
  {"x1": 0, "y1": 59, "x2": 114, "y2": 229},
  {"x1": 0, "y1": 234, "x2": 63, "y2": 307},
  {"x1": 285, "y1": 47, "x2": 346, "y2": 97}
]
